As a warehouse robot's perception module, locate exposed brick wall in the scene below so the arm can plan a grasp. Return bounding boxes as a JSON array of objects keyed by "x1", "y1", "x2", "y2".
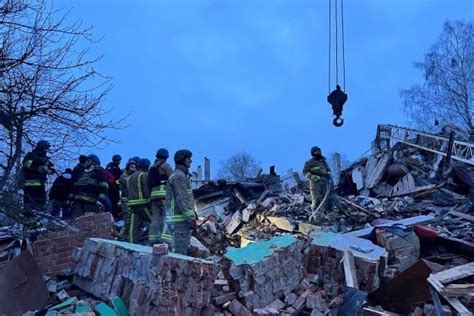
[
  {"x1": 221, "y1": 235, "x2": 306, "y2": 310},
  {"x1": 304, "y1": 231, "x2": 388, "y2": 295},
  {"x1": 73, "y1": 238, "x2": 219, "y2": 316},
  {"x1": 32, "y1": 212, "x2": 114, "y2": 276}
]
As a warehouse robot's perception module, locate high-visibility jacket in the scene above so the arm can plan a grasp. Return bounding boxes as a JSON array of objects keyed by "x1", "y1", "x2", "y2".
[
  {"x1": 127, "y1": 170, "x2": 150, "y2": 207},
  {"x1": 72, "y1": 166, "x2": 109, "y2": 204},
  {"x1": 165, "y1": 165, "x2": 195, "y2": 225},
  {"x1": 149, "y1": 160, "x2": 173, "y2": 201},
  {"x1": 119, "y1": 170, "x2": 134, "y2": 204},
  {"x1": 22, "y1": 149, "x2": 52, "y2": 187}
]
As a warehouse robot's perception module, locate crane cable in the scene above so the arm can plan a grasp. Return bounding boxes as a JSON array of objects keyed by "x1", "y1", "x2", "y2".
[{"x1": 328, "y1": 0, "x2": 346, "y2": 92}]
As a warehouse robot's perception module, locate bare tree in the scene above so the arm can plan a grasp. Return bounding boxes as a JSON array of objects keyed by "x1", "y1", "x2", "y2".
[
  {"x1": 217, "y1": 151, "x2": 261, "y2": 180},
  {"x1": 400, "y1": 20, "x2": 473, "y2": 132},
  {"x1": 0, "y1": 0, "x2": 124, "y2": 188}
]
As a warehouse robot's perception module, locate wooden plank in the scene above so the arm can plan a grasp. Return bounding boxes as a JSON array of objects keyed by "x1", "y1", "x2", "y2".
[
  {"x1": 443, "y1": 284, "x2": 474, "y2": 297},
  {"x1": 449, "y1": 210, "x2": 474, "y2": 222},
  {"x1": 343, "y1": 251, "x2": 358, "y2": 289},
  {"x1": 431, "y1": 262, "x2": 474, "y2": 284},
  {"x1": 366, "y1": 154, "x2": 390, "y2": 189},
  {"x1": 346, "y1": 215, "x2": 434, "y2": 238},
  {"x1": 339, "y1": 196, "x2": 380, "y2": 217},
  {"x1": 427, "y1": 276, "x2": 472, "y2": 315},
  {"x1": 362, "y1": 307, "x2": 401, "y2": 315},
  {"x1": 389, "y1": 184, "x2": 437, "y2": 197},
  {"x1": 439, "y1": 188, "x2": 467, "y2": 199},
  {"x1": 391, "y1": 173, "x2": 416, "y2": 196}
]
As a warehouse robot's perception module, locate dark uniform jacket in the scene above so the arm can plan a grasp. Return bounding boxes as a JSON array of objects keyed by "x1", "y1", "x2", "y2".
[
  {"x1": 106, "y1": 162, "x2": 123, "y2": 183},
  {"x1": 72, "y1": 166, "x2": 109, "y2": 206},
  {"x1": 49, "y1": 176, "x2": 73, "y2": 202},
  {"x1": 72, "y1": 163, "x2": 85, "y2": 184},
  {"x1": 149, "y1": 159, "x2": 173, "y2": 201},
  {"x1": 303, "y1": 156, "x2": 331, "y2": 181},
  {"x1": 22, "y1": 149, "x2": 53, "y2": 187}
]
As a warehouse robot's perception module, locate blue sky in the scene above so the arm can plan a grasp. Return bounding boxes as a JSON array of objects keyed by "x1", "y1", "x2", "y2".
[{"x1": 64, "y1": 0, "x2": 473, "y2": 175}]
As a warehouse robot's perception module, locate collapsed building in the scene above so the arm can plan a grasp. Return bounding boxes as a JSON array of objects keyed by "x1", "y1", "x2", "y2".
[{"x1": 0, "y1": 124, "x2": 473, "y2": 315}]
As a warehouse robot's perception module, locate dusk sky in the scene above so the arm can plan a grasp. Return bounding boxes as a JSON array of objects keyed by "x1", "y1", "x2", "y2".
[{"x1": 65, "y1": 0, "x2": 473, "y2": 176}]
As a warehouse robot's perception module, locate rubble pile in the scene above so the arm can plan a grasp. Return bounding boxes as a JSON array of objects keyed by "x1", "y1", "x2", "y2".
[
  {"x1": 193, "y1": 138, "x2": 473, "y2": 254},
  {"x1": 0, "y1": 124, "x2": 473, "y2": 315}
]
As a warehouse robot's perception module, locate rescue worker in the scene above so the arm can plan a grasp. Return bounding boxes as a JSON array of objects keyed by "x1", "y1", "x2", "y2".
[
  {"x1": 118, "y1": 159, "x2": 137, "y2": 239},
  {"x1": 71, "y1": 155, "x2": 111, "y2": 218},
  {"x1": 22, "y1": 140, "x2": 55, "y2": 211},
  {"x1": 303, "y1": 146, "x2": 332, "y2": 213},
  {"x1": 72, "y1": 155, "x2": 88, "y2": 183},
  {"x1": 106, "y1": 154, "x2": 123, "y2": 218},
  {"x1": 165, "y1": 149, "x2": 197, "y2": 255},
  {"x1": 127, "y1": 158, "x2": 152, "y2": 244},
  {"x1": 148, "y1": 148, "x2": 173, "y2": 245},
  {"x1": 49, "y1": 168, "x2": 73, "y2": 218}
]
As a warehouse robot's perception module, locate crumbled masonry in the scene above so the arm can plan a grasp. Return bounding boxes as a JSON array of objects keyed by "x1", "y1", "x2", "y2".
[{"x1": 1, "y1": 124, "x2": 473, "y2": 315}]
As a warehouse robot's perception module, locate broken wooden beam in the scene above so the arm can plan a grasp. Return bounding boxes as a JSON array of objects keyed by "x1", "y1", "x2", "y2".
[
  {"x1": 345, "y1": 215, "x2": 434, "y2": 238},
  {"x1": 427, "y1": 276, "x2": 471, "y2": 315},
  {"x1": 448, "y1": 210, "x2": 474, "y2": 222},
  {"x1": 338, "y1": 196, "x2": 380, "y2": 217},
  {"x1": 342, "y1": 251, "x2": 358, "y2": 289},
  {"x1": 443, "y1": 284, "x2": 474, "y2": 297}
]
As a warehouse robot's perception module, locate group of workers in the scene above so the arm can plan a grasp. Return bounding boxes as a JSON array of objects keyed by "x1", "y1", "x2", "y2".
[
  {"x1": 21, "y1": 141, "x2": 197, "y2": 255},
  {"x1": 21, "y1": 140, "x2": 334, "y2": 255}
]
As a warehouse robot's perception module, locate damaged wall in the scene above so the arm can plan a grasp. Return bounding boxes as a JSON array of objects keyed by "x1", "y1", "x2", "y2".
[
  {"x1": 32, "y1": 212, "x2": 114, "y2": 276},
  {"x1": 304, "y1": 231, "x2": 388, "y2": 295},
  {"x1": 73, "y1": 238, "x2": 219, "y2": 315},
  {"x1": 222, "y1": 235, "x2": 305, "y2": 310}
]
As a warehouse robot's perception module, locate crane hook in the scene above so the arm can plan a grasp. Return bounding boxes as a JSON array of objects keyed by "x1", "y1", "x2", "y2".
[{"x1": 333, "y1": 116, "x2": 344, "y2": 127}]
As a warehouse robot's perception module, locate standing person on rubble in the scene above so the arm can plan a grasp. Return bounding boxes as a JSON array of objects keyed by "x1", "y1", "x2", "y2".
[
  {"x1": 49, "y1": 168, "x2": 73, "y2": 219},
  {"x1": 148, "y1": 148, "x2": 173, "y2": 245},
  {"x1": 71, "y1": 155, "x2": 111, "y2": 218},
  {"x1": 303, "y1": 146, "x2": 332, "y2": 214},
  {"x1": 127, "y1": 158, "x2": 152, "y2": 243},
  {"x1": 106, "y1": 154, "x2": 123, "y2": 218},
  {"x1": 118, "y1": 159, "x2": 137, "y2": 240},
  {"x1": 71, "y1": 155, "x2": 89, "y2": 184},
  {"x1": 165, "y1": 149, "x2": 197, "y2": 255},
  {"x1": 21, "y1": 140, "x2": 55, "y2": 212}
]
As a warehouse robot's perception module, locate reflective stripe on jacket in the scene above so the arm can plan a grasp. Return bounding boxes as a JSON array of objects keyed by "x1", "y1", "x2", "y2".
[
  {"x1": 165, "y1": 165, "x2": 195, "y2": 224},
  {"x1": 72, "y1": 167, "x2": 109, "y2": 203},
  {"x1": 149, "y1": 160, "x2": 173, "y2": 201},
  {"x1": 127, "y1": 170, "x2": 150, "y2": 206}
]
